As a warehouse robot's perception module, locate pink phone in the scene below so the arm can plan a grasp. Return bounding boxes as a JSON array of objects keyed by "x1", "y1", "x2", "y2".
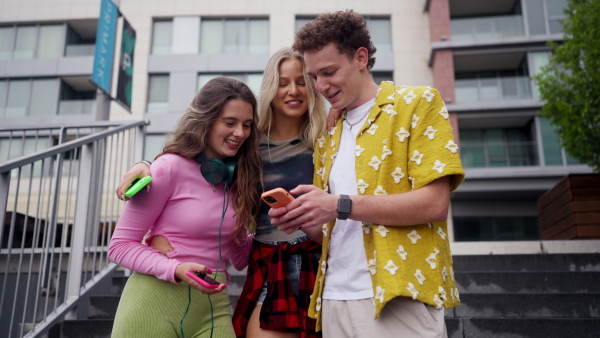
[
  {"x1": 261, "y1": 188, "x2": 295, "y2": 208},
  {"x1": 185, "y1": 270, "x2": 224, "y2": 291}
]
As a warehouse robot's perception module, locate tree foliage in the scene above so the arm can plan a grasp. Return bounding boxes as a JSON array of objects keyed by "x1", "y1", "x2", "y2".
[{"x1": 534, "y1": 0, "x2": 600, "y2": 172}]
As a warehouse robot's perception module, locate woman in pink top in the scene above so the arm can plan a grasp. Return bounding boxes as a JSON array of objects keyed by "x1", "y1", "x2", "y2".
[{"x1": 109, "y1": 76, "x2": 262, "y2": 338}]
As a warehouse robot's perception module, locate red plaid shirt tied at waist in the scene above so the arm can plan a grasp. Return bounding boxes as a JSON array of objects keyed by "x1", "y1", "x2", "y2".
[{"x1": 232, "y1": 238, "x2": 321, "y2": 337}]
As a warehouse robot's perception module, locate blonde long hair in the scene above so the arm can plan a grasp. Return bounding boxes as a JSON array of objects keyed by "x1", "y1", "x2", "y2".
[
  {"x1": 257, "y1": 47, "x2": 326, "y2": 148},
  {"x1": 159, "y1": 76, "x2": 262, "y2": 235}
]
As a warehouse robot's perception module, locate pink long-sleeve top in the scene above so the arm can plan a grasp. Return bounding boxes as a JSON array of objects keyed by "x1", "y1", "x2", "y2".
[{"x1": 108, "y1": 153, "x2": 252, "y2": 284}]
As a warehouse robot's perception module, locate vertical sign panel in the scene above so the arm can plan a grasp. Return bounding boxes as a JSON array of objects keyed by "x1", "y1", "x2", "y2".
[
  {"x1": 91, "y1": 0, "x2": 118, "y2": 94},
  {"x1": 116, "y1": 18, "x2": 135, "y2": 110}
]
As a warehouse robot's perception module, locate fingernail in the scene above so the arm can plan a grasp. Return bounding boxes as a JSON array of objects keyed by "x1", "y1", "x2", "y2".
[{"x1": 207, "y1": 268, "x2": 212, "y2": 274}]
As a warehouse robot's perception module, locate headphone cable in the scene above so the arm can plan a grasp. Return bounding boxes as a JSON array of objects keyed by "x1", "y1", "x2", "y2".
[{"x1": 180, "y1": 181, "x2": 229, "y2": 338}]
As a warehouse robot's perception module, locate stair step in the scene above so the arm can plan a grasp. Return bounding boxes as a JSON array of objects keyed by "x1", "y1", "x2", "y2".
[
  {"x1": 455, "y1": 271, "x2": 600, "y2": 293},
  {"x1": 445, "y1": 318, "x2": 600, "y2": 338},
  {"x1": 61, "y1": 319, "x2": 113, "y2": 338},
  {"x1": 450, "y1": 293, "x2": 600, "y2": 318},
  {"x1": 89, "y1": 296, "x2": 121, "y2": 319},
  {"x1": 452, "y1": 254, "x2": 600, "y2": 272}
]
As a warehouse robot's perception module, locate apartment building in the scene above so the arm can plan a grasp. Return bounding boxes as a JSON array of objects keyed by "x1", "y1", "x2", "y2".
[{"x1": 0, "y1": 0, "x2": 592, "y2": 244}]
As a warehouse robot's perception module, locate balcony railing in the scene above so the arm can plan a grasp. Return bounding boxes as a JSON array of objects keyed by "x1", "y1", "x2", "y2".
[
  {"x1": 455, "y1": 76, "x2": 532, "y2": 103},
  {"x1": 64, "y1": 44, "x2": 95, "y2": 57},
  {"x1": 57, "y1": 100, "x2": 96, "y2": 116},
  {"x1": 451, "y1": 15, "x2": 525, "y2": 41},
  {"x1": 460, "y1": 141, "x2": 539, "y2": 168}
]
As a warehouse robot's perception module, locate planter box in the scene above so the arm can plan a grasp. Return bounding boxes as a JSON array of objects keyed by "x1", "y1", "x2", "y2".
[{"x1": 538, "y1": 174, "x2": 600, "y2": 239}]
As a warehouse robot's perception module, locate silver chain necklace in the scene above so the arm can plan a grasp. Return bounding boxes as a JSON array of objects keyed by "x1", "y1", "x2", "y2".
[{"x1": 344, "y1": 105, "x2": 372, "y2": 130}]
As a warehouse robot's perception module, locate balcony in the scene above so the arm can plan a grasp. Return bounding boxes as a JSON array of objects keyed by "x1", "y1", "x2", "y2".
[
  {"x1": 58, "y1": 99, "x2": 96, "y2": 115},
  {"x1": 65, "y1": 43, "x2": 95, "y2": 57},
  {"x1": 455, "y1": 76, "x2": 532, "y2": 103},
  {"x1": 460, "y1": 140, "x2": 539, "y2": 168},
  {"x1": 451, "y1": 15, "x2": 525, "y2": 41}
]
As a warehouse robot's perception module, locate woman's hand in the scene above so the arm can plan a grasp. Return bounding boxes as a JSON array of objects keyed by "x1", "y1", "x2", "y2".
[
  {"x1": 116, "y1": 162, "x2": 152, "y2": 200},
  {"x1": 326, "y1": 107, "x2": 345, "y2": 131},
  {"x1": 175, "y1": 262, "x2": 226, "y2": 294}
]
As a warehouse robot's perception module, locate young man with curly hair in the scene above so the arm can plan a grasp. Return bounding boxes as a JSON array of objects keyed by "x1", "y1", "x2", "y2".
[{"x1": 269, "y1": 9, "x2": 465, "y2": 337}]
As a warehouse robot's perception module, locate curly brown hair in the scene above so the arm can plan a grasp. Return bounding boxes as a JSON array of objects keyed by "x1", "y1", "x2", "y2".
[
  {"x1": 293, "y1": 9, "x2": 377, "y2": 69},
  {"x1": 159, "y1": 76, "x2": 262, "y2": 237}
]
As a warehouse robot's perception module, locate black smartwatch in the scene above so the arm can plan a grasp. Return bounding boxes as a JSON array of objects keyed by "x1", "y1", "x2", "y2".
[{"x1": 337, "y1": 195, "x2": 352, "y2": 220}]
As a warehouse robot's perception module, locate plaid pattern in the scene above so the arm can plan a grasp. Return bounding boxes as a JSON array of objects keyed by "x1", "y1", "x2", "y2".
[{"x1": 232, "y1": 239, "x2": 321, "y2": 337}]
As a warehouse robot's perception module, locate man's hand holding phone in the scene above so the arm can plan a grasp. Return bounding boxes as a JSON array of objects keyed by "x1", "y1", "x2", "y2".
[{"x1": 261, "y1": 188, "x2": 295, "y2": 208}]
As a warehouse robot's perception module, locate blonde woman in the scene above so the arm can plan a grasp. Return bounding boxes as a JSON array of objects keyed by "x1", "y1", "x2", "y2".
[{"x1": 232, "y1": 48, "x2": 326, "y2": 338}]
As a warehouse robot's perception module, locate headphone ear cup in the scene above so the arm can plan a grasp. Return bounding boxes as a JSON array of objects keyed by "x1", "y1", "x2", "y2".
[
  {"x1": 200, "y1": 158, "x2": 227, "y2": 184},
  {"x1": 195, "y1": 152, "x2": 237, "y2": 185}
]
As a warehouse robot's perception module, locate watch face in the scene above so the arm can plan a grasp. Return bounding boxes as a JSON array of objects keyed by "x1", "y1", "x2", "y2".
[{"x1": 337, "y1": 195, "x2": 352, "y2": 219}]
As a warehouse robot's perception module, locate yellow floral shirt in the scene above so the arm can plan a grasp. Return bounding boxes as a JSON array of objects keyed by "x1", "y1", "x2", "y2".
[{"x1": 308, "y1": 82, "x2": 465, "y2": 331}]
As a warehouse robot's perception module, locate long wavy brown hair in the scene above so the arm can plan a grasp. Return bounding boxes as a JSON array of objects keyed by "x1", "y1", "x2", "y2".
[{"x1": 158, "y1": 76, "x2": 262, "y2": 236}]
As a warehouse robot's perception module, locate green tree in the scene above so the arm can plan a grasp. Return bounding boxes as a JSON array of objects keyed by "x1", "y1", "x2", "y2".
[{"x1": 534, "y1": 0, "x2": 600, "y2": 172}]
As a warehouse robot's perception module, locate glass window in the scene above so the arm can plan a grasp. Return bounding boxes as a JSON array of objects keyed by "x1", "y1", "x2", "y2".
[
  {"x1": 525, "y1": 0, "x2": 568, "y2": 35},
  {"x1": 525, "y1": 0, "x2": 546, "y2": 35},
  {"x1": 200, "y1": 18, "x2": 268, "y2": 54},
  {"x1": 454, "y1": 216, "x2": 540, "y2": 241},
  {"x1": 151, "y1": 21, "x2": 173, "y2": 55},
  {"x1": 14, "y1": 26, "x2": 37, "y2": 59},
  {"x1": 487, "y1": 129, "x2": 507, "y2": 167},
  {"x1": 546, "y1": 0, "x2": 567, "y2": 17},
  {"x1": 367, "y1": 18, "x2": 392, "y2": 53},
  {"x1": 37, "y1": 25, "x2": 63, "y2": 58},
  {"x1": 0, "y1": 80, "x2": 6, "y2": 116},
  {"x1": 455, "y1": 79, "x2": 479, "y2": 102},
  {"x1": 530, "y1": 51, "x2": 550, "y2": 97},
  {"x1": 0, "y1": 26, "x2": 14, "y2": 60},
  {"x1": 145, "y1": 134, "x2": 167, "y2": 160},
  {"x1": 197, "y1": 73, "x2": 263, "y2": 97},
  {"x1": 200, "y1": 20, "x2": 222, "y2": 54},
  {"x1": 147, "y1": 75, "x2": 169, "y2": 114},
  {"x1": 224, "y1": 19, "x2": 246, "y2": 53},
  {"x1": 245, "y1": 73, "x2": 263, "y2": 96},
  {"x1": 30, "y1": 79, "x2": 58, "y2": 116},
  {"x1": 539, "y1": 117, "x2": 563, "y2": 165},
  {"x1": 459, "y1": 130, "x2": 486, "y2": 167},
  {"x1": 6, "y1": 80, "x2": 30, "y2": 117},
  {"x1": 460, "y1": 127, "x2": 536, "y2": 167},
  {"x1": 248, "y1": 19, "x2": 269, "y2": 54}
]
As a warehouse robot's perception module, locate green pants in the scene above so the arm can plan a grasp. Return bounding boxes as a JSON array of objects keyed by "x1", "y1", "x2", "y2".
[{"x1": 111, "y1": 272, "x2": 235, "y2": 338}]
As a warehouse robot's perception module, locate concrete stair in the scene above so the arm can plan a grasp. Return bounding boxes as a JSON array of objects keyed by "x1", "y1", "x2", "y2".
[
  {"x1": 50, "y1": 253, "x2": 600, "y2": 337},
  {"x1": 447, "y1": 253, "x2": 600, "y2": 337}
]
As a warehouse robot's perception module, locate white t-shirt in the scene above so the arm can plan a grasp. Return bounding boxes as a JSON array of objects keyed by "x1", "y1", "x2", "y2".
[{"x1": 323, "y1": 98, "x2": 375, "y2": 300}]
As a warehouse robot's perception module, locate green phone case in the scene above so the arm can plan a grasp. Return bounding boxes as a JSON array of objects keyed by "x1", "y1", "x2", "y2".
[{"x1": 125, "y1": 176, "x2": 152, "y2": 197}]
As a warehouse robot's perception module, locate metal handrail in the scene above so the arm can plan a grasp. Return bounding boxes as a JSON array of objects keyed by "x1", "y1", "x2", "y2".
[{"x1": 0, "y1": 120, "x2": 149, "y2": 338}]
